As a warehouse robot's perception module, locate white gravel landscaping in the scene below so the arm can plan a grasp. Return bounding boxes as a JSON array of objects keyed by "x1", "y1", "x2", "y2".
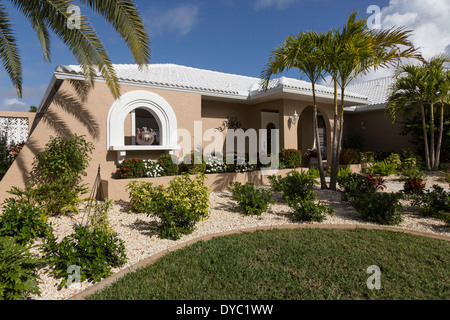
[{"x1": 28, "y1": 172, "x2": 449, "y2": 300}]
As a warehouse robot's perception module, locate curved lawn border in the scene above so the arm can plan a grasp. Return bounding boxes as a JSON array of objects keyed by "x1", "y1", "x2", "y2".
[{"x1": 68, "y1": 223, "x2": 450, "y2": 300}]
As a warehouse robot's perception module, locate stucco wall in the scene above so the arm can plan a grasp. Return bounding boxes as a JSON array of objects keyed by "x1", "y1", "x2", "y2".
[{"x1": 343, "y1": 109, "x2": 413, "y2": 153}]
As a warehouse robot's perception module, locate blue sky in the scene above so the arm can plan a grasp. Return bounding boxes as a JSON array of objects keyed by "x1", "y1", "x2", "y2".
[{"x1": 1, "y1": 0, "x2": 449, "y2": 111}]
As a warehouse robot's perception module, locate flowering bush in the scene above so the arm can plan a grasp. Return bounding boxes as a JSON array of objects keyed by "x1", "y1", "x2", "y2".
[
  {"x1": 279, "y1": 149, "x2": 302, "y2": 169},
  {"x1": 340, "y1": 148, "x2": 360, "y2": 164},
  {"x1": 158, "y1": 154, "x2": 179, "y2": 176},
  {"x1": 225, "y1": 153, "x2": 256, "y2": 173},
  {"x1": 204, "y1": 154, "x2": 227, "y2": 174},
  {"x1": 116, "y1": 158, "x2": 146, "y2": 179},
  {"x1": 144, "y1": 160, "x2": 164, "y2": 177}
]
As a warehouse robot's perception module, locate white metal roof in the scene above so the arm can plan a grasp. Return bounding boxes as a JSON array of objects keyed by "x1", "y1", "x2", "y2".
[{"x1": 54, "y1": 63, "x2": 370, "y2": 103}]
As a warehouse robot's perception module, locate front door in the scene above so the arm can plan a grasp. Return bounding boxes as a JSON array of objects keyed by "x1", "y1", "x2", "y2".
[{"x1": 261, "y1": 112, "x2": 279, "y2": 155}]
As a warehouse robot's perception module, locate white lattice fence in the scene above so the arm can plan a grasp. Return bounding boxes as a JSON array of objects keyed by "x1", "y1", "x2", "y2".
[{"x1": 0, "y1": 117, "x2": 29, "y2": 146}]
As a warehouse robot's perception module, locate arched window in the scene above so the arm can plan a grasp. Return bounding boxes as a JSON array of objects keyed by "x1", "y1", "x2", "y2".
[{"x1": 107, "y1": 90, "x2": 179, "y2": 162}]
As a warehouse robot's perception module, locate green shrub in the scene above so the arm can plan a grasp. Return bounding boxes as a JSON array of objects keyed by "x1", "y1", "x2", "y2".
[
  {"x1": 157, "y1": 154, "x2": 179, "y2": 176},
  {"x1": 385, "y1": 153, "x2": 402, "y2": 171},
  {"x1": 43, "y1": 225, "x2": 127, "y2": 287},
  {"x1": 116, "y1": 158, "x2": 146, "y2": 179},
  {"x1": 366, "y1": 161, "x2": 397, "y2": 176},
  {"x1": 307, "y1": 167, "x2": 320, "y2": 180},
  {"x1": 352, "y1": 192, "x2": 404, "y2": 226},
  {"x1": 340, "y1": 148, "x2": 360, "y2": 164},
  {"x1": 0, "y1": 200, "x2": 53, "y2": 244},
  {"x1": 290, "y1": 196, "x2": 333, "y2": 223},
  {"x1": 180, "y1": 153, "x2": 206, "y2": 174},
  {"x1": 410, "y1": 185, "x2": 450, "y2": 219},
  {"x1": 0, "y1": 237, "x2": 41, "y2": 300},
  {"x1": 279, "y1": 149, "x2": 302, "y2": 169},
  {"x1": 360, "y1": 151, "x2": 375, "y2": 164},
  {"x1": 0, "y1": 135, "x2": 13, "y2": 181},
  {"x1": 127, "y1": 174, "x2": 210, "y2": 240},
  {"x1": 229, "y1": 182, "x2": 273, "y2": 216},
  {"x1": 337, "y1": 166, "x2": 352, "y2": 181},
  {"x1": 268, "y1": 170, "x2": 317, "y2": 202},
  {"x1": 338, "y1": 173, "x2": 379, "y2": 202},
  {"x1": 7, "y1": 135, "x2": 94, "y2": 215},
  {"x1": 225, "y1": 153, "x2": 256, "y2": 173},
  {"x1": 86, "y1": 199, "x2": 114, "y2": 235}
]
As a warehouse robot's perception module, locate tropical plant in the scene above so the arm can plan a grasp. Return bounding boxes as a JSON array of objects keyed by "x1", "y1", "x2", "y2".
[
  {"x1": 262, "y1": 11, "x2": 420, "y2": 191},
  {"x1": 402, "y1": 178, "x2": 426, "y2": 195},
  {"x1": 352, "y1": 192, "x2": 404, "y2": 226},
  {"x1": 0, "y1": 237, "x2": 41, "y2": 300},
  {"x1": 410, "y1": 185, "x2": 450, "y2": 219},
  {"x1": 366, "y1": 161, "x2": 397, "y2": 176},
  {"x1": 85, "y1": 199, "x2": 114, "y2": 235},
  {"x1": 2, "y1": 0, "x2": 150, "y2": 100},
  {"x1": 386, "y1": 55, "x2": 450, "y2": 171},
  {"x1": 290, "y1": 196, "x2": 333, "y2": 223},
  {"x1": 261, "y1": 30, "x2": 330, "y2": 189},
  {"x1": 325, "y1": 12, "x2": 421, "y2": 191}
]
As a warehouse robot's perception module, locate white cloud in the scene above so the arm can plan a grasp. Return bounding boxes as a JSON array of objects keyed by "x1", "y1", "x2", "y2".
[
  {"x1": 253, "y1": 0, "x2": 298, "y2": 11},
  {"x1": 342, "y1": 0, "x2": 450, "y2": 85},
  {"x1": 2, "y1": 98, "x2": 27, "y2": 111},
  {"x1": 145, "y1": 4, "x2": 200, "y2": 37}
]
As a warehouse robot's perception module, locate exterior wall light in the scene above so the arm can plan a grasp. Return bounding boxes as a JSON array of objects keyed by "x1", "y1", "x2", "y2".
[{"x1": 290, "y1": 111, "x2": 299, "y2": 126}]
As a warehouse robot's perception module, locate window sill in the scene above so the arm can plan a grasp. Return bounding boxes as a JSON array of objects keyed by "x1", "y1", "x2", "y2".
[{"x1": 109, "y1": 145, "x2": 180, "y2": 151}]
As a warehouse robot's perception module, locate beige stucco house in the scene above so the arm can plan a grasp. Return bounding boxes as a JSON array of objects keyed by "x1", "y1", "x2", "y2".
[{"x1": 0, "y1": 64, "x2": 411, "y2": 201}]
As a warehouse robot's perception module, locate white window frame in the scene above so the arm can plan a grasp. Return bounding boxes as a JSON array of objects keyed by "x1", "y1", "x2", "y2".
[{"x1": 106, "y1": 90, "x2": 179, "y2": 162}]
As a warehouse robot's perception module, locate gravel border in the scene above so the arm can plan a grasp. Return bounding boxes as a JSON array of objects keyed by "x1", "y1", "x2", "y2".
[{"x1": 27, "y1": 174, "x2": 449, "y2": 300}]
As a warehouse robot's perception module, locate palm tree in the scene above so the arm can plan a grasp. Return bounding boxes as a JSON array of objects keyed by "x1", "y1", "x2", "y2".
[
  {"x1": 386, "y1": 55, "x2": 449, "y2": 171},
  {"x1": 1, "y1": 0, "x2": 151, "y2": 100},
  {"x1": 261, "y1": 31, "x2": 331, "y2": 189},
  {"x1": 326, "y1": 12, "x2": 421, "y2": 190}
]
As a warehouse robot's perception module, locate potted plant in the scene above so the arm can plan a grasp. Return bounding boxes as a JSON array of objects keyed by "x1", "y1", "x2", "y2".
[{"x1": 304, "y1": 149, "x2": 318, "y2": 167}]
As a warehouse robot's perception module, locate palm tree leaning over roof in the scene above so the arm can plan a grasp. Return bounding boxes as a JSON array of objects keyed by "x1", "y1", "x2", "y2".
[
  {"x1": 261, "y1": 30, "x2": 331, "y2": 189},
  {"x1": 326, "y1": 12, "x2": 422, "y2": 191},
  {"x1": 0, "y1": 0, "x2": 151, "y2": 100},
  {"x1": 387, "y1": 55, "x2": 450, "y2": 171}
]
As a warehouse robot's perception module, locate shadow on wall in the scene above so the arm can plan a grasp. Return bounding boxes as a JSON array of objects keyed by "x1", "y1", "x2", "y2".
[{"x1": 7, "y1": 80, "x2": 101, "y2": 186}]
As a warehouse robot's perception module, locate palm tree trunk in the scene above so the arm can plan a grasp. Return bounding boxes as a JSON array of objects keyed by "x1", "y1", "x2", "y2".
[
  {"x1": 329, "y1": 79, "x2": 339, "y2": 191},
  {"x1": 421, "y1": 104, "x2": 432, "y2": 171},
  {"x1": 331, "y1": 86, "x2": 346, "y2": 190},
  {"x1": 430, "y1": 103, "x2": 436, "y2": 170},
  {"x1": 433, "y1": 103, "x2": 444, "y2": 170},
  {"x1": 312, "y1": 82, "x2": 328, "y2": 189}
]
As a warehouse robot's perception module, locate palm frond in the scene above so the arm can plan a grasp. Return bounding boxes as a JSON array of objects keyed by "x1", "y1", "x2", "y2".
[
  {"x1": 0, "y1": 4, "x2": 22, "y2": 97},
  {"x1": 79, "y1": 0, "x2": 151, "y2": 67}
]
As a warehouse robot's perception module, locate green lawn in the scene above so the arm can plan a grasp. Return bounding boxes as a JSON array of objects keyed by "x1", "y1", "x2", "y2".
[{"x1": 87, "y1": 229, "x2": 449, "y2": 300}]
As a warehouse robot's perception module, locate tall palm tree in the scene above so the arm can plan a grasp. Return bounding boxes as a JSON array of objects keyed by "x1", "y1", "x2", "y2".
[
  {"x1": 1, "y1": 0, "x2": 151, "y2": 100},
  {"x1": 261, "y1": 31, "x2": 331, "y2": 189},
  {"x1": 326, "y1": 12, "x2": 421, "y2": 190},
  {"x1": 386, "y1": 55, "x2": 449, "y2": 171}
]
